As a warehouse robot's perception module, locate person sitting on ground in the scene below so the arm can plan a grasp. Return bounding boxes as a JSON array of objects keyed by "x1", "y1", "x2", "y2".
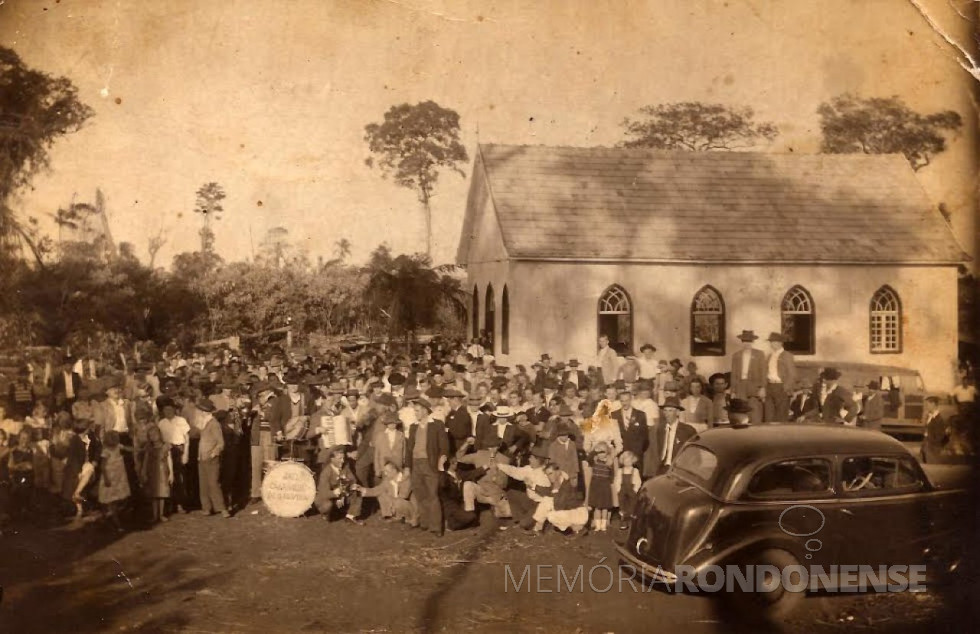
[
  {"x1": 539, "y1": 462, "x2": 589, "y2": 536},
  {"x1": 355, "y1": 461, "x2": 415, "y2": 525}
]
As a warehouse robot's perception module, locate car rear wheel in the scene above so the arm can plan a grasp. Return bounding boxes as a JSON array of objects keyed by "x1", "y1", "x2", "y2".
[{"x1": 725, "y1": 548, "x2": 806, "y2": 625}]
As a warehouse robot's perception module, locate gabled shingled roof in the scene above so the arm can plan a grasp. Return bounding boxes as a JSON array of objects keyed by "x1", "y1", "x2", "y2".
[{"x1": 456, "y1": 144, "x2": 968, "y2": 264}]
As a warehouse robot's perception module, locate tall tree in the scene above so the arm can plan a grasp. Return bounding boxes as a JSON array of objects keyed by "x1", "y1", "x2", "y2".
[
  {"x1": 257, "y1": 226, "x2": 302, "y2": 269},
  {"x1": 334, "y1": 237, "x2": 352, "y2": 262},
  {"x1": 817, "y1": 94, "x2": 962, "y2": 171},
  {"x1": 0, "y1": 46, "x2": 94, "y2": 263},
  {"x1": 364, "y1": 101, "x2": 468, "y2": 258},
  {"x1": 620, "y1": 102, "x2": 778, "y2": 151},
  {"x1": 363, "y1": 244, "x2": 466, "y2": 345},
  {"x1": 193, "y1": 182, "x2": 226, "y2": 252}
]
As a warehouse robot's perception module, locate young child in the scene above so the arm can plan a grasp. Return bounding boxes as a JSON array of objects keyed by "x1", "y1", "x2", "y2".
[
  {"x1": 587, "y1": 441, "x2": 615, "y2": 532},
  {"x1": 612, "y1": 450, "x2": 642, "y2": 530},
  {"x1": 140, "y1": 424, "x2": 172, "y2": 523},
  {"x1": 99, "y1": 431, "x2": 131, "y2": 531},
  {"x1": 8, "y1": 429, "x2": 36, "y2": 519}
]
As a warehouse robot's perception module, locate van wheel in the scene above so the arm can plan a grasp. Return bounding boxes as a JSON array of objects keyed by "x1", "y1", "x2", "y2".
[{"x1": 724, "y1": 548, "x2": 806, "y2": 625}]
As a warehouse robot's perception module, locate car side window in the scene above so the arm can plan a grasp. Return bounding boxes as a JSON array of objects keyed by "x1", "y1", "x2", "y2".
[
  {"x1": 744, "y1": 458, "x2": 833, "y2": 500},
  {"x1": 841, "y1": 456, "x2": 925, "y2": 496}
]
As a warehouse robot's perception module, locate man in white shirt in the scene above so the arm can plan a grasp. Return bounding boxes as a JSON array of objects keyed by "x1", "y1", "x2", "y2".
[
  {"x1": 763, "y1": 332, "x2": 795, "y2": 422},
  {"x1": 637, "y1": 344, "x2": 659, "y2": 380},
  {"x1": 595, "y1": 335, "x2": 620, "y2": 388},
  {"x1": 158, "y1": 400, "x2": 191, "y2": 513},
  {"x1": 952, "y1": 375, "x2": 977, "y2": 416}
]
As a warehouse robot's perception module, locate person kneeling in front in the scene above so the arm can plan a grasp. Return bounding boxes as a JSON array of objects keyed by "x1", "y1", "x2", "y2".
[{"x1": 314, "y1": 446, "x2": 363, "y2": 524}]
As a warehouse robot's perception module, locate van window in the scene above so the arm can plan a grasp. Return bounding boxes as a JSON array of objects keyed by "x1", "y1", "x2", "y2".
[
  {"x1": 744, "y1": 458, "x2": 833, "y2": 500},
  {"x1": 841, "y1": 456, "x2": 925, "y2": 496}
]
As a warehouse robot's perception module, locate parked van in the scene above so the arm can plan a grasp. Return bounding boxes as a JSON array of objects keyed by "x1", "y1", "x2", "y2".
[{"x1": 794, "y1": 361, "x2": 954, "y2": 436}]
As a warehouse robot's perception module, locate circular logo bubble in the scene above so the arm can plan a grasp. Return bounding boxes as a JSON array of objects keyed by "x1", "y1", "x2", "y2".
[
  {"x1": 778, "y1": 504, "x2": 826, "y2": 538},
  {"x1": 805, "y1": 538, "x2": 822, "y2": 552}
]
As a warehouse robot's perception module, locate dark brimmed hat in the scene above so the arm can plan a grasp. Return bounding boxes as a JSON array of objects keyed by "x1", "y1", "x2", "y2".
[
  {"x1": 283, "y1": 370, "x2": 303, "y2": 385},
  {"x1": 567, "y1": 359, "x2": 580, "y2": 367},
  {"x1": 639, "y1": 343, "x2": 657, "y2": 353},
  {"x1": 820, "y1": 367, "x2": 842, "y2": 381},
  {"x1": 375, "y1": 393, "x2": 398, "y2": 407},
  {"x1": 736, "y1": 330, "x2": 759, "y2": 342},
  {"x1": 442, "y1": 388, "x2": 465, "y2": 399},
  {"x1": 767, "y1": 332, "x2": 788, "y2": 343},
  {"x1": 661, "y1": 396, "x2": 685, "y2": 411},
  {"x1": 726, "y1": 398, "x2": 753, "y2": 414},
  {"x1": 530, "y1": 445, "x2": 549, "y2": 459},
  {"x1": 414, "y1": 398, "x2": 433, "y2": 412},
  {"x1": 387, "y1": 372, "x2": 406, "y2": 387},
  {"x1": 196, "y1": 398, "x2": 216, "y2": 413}
]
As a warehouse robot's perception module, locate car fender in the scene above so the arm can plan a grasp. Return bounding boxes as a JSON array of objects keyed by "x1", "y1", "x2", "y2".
[{"x1": 686, "y1": 529, "x2": 804, "y2": 572}]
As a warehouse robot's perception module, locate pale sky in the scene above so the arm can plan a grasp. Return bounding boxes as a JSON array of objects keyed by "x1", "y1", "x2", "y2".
[{"x1": 2, "y1": 0, "x2": 977, "y2": 267}]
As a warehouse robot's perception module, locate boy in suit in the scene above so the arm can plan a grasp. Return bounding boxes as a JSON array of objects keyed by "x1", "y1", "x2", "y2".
[{"x1": 356, "y1": 461, "x2": 415, "y2": 524}]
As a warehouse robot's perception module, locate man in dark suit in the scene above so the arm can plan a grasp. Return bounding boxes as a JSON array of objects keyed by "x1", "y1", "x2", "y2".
[
  {"x1": 920, "y1": 396, "x2": 949, "y2": 463},
  {"x1": 648, "y1": 397, "x2": 697, "y2": 476},
  {"x1": 730, "y1": 330, "x2": 766, "y2": 424},
  {"x1": 268, "y1": 371, "x2": 311, "y2": 442},
  {"x1": 561, "y1": 359, "x2": 589, "y2": 391},
  {"x1": 817, "y1": 367, "x2": 858, "y2": 424},
  {"x1": 405, "y1": 396, "x2": 450, "y2": 535},
  {"x1": 859, "y1": 381, "x2": 885, "y2": 431},
  {"x1": 443, "y1": 388, "x2": 472, "y2": 454},
  {"x1": 612, "y1": 386, "x2": 648, "y2": 458},
  {"x1": 51, "y1": 356, "x2": 83, "y2": 413},
  {"x1": 790, "y1": 380, "x2": 819, "y2": 422}
]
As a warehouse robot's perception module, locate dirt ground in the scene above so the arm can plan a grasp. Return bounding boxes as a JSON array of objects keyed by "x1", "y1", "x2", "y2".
[{"x1": 1, "y1": 502, "x2": 975, "y2": 634}]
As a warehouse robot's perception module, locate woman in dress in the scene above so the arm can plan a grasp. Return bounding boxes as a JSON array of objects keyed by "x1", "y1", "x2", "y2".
[
  {"x1": 140, "y1": 424, "x2": 172, "y2": 523},
  {"x1": 586, "y1": 441, "x2": 615, "y2": 532},
  {"x1": 98, "y1": 431, "x2": 131, "y2": 531}
]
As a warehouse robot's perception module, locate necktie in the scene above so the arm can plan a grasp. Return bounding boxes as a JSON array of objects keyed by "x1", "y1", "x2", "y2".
[{"x1": 662, "y1": 424, "x2": 673, "y2": 463}]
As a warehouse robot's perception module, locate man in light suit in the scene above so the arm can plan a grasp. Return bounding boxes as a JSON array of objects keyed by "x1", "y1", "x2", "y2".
[
  {"x1": 730, "y1": 330, "x2": 766, "y2": 424},
  {"x1": 763, "y1": 332, "x2": 796, "y2": 422},
  {"x1": 648, "y1": 397, "x2": 697, "y2": 476}
]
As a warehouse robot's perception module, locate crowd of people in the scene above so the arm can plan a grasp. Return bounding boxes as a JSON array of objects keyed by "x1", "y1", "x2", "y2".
[{"x1": 0, "y1": 331, "x2": 975, "y2": 536}]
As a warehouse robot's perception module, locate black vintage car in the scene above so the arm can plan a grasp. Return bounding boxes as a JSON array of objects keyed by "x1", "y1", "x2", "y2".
[{"x1": 615, "y1": 424, "x2": 970, "y2": 622}]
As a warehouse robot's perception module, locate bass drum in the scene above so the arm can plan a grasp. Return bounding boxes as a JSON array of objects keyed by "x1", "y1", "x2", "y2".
[{"x1": 261, "y1": 461, "x2": 316, "y2": 518}]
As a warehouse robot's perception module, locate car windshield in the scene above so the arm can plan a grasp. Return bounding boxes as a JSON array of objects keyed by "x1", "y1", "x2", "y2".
[{"x1": 671, "y1": 444, "x2": 718, "y2": 489}]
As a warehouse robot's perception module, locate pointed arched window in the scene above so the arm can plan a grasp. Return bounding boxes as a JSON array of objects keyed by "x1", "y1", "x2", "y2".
[
  {"x1": 781, "y1": 285, "x2": 815, "y2": 355},
  {"x1": 471, "y1": 285, "x2": 479, "y2": 340},
  {"x1": 870, "y1": 286, "x2": 901, "y2": 353},
  {"x1": 691, "y1": 285, "x2": 725, "y2": 356},
  {"x1": 501, "y1": 285, "x2": 510, "y2": 355},
  {"x1": 484, "y1": 284, "x2": 495, "y2": 353},
  {"x1": 597, "y1": 284, "x2": 633, "y2": 354}
]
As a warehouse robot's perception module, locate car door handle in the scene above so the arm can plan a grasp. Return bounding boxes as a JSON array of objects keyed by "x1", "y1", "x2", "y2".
[{"x1": 841, "y1": 508, "x2": 854, "y2": 517}]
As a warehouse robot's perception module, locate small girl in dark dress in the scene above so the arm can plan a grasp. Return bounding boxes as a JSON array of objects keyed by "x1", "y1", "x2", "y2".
[
  {"x1": 140, "y1": 424, "x2": 172, "y2": 523},
  {"x1": 587, "y1": 441, "x2": 615, "y2": 532}
]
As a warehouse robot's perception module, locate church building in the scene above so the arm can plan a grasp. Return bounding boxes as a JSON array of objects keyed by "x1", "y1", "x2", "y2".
[{"x1": 455, "y1": 145, "x2": 969, "y2": 391}]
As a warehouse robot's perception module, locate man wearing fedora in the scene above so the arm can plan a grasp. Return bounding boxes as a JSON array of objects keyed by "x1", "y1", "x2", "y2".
[
  {"x1": 196, "y1": 399, "x2": 230, "y2": 517},
  {"x1": 730, "y1": 330, "x2": 766, "y2": 424},
  {"x1": 404, "y1": 396, "x2": 450, "y2": 535},
  {"x1": 764, "y1": 332, "x2": 796, "y2": 422},
  {"x1": 648, "y1": 397, "x2": 697, "y2": 476},
  {"x1": 817, "y1": 367, "x2": 858, "y2": 424},
  {"x1": 562, "y1": 359, "x2": 588, "y2": 391},
  {"x1": 444, "y1": 388, "x2": 472, "y2": 455},
  {"x1": 790, "y1": 380, "x2": 818, "y2": 423}
]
